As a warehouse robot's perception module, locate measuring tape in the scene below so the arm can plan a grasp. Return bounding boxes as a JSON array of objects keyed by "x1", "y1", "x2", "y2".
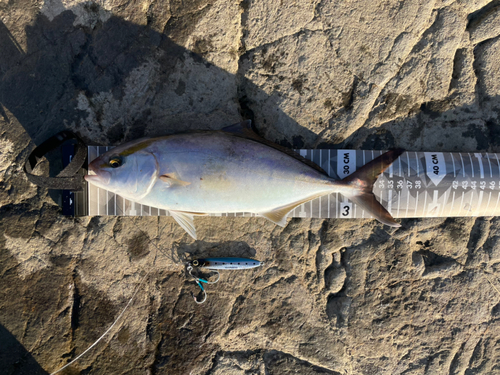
[
  {"x1": 84, "y1": 147, "x2": 500, "y2": 220},
  {"x1": 314, "y1": 150, "x2": 500, "y2": 219}
]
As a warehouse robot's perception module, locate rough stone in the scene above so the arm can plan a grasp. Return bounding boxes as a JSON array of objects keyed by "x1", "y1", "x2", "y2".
[{"x1": 3, "y1": 0, "x2": 500, "y2": 374}]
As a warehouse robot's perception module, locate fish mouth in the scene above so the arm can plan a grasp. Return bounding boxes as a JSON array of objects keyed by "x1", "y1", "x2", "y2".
[{"x1": 85, "y1": 164, "x2": 111, "y2": 185}]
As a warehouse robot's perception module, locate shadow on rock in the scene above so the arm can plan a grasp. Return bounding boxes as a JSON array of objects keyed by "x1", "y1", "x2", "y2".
[
  {"x1": 175, "y1": 240, "x2": 257, "y2": 263},
  {"x1": 0, "y1": 324, "x2": 48, "y2": 375}
]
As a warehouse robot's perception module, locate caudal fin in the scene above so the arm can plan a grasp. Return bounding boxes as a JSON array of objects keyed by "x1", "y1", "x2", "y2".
[{"x1": 340, "y1": 149, "x2": 404, "y2": 227}]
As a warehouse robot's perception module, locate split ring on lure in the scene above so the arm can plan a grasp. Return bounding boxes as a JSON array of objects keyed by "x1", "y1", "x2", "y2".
[{"x1": 187, "y1": 257, "x2": 262, "y2": 304}]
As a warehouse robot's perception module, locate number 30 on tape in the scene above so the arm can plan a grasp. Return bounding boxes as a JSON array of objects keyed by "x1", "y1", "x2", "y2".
[{"x1": 339, "y1": 202, "x2": 352, "y2": 218}]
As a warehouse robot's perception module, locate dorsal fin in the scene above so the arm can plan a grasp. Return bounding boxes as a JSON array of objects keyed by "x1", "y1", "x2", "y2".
[{"x1": 221, "y1": 121, "x2": 329, "y2": 176}]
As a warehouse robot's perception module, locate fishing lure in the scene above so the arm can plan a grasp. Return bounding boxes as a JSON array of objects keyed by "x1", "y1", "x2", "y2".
[
  {"x1": 187, "y1": 257, "x2": 261, "y2": 304},
  {"x1": 189, "y1": 257, "x2": 262, "y2": 270}
]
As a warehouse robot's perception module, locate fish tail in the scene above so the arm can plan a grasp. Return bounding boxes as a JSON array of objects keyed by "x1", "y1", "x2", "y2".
[{"x1": 337, "y1": 149, "x2": 404, "y2": 227}]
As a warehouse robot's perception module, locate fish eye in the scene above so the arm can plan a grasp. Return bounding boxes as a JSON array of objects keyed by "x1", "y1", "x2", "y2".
[{"x1": 109, "y1": 157, "x2": 122, "y2": 168}]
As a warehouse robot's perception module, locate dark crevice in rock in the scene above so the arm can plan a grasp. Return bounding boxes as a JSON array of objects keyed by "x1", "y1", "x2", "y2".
[
  {"x1": 342, "y1": 76, "x2": 357, "y2": 110},
  {"x1": 148, "y1": 333, "x2": 167, "y2": 375},
  {"x1": 237, "y1": 95, "x2": 255, "y2": 125},
  {"x1": 239, "y1": 0, "x2": 250, "y2": 54},
  {"x1": 236, "y1": 0, "x2": 253, "y2": 128},
  {"x1": 465, "y1": 217, "x2": 489, "y2": 265},
  {"x1": 264, "y1": 349, "x2": 341, "y2": 374},
  {"x1": 467, "y1": 338, "x2": 486, "y2": 372},
  {"x1": 70, "y1": 269, "x2": 81, "y2": 334},
  {"x1": 449, "y1": 341, "x2": 466, "y2": 375},
  {"x1": 162, "y1": 0, "x2": 214, "y2": 45},
  {"x1": 224, "y1": 295, "x2": 246, "y2": 335},
  {"x1": 207, "y1": 349, "x2": 341, "y2": 374},
  {"x1": 449, "y1": 48, "x2": 466, "y2": 93},
  {"x1": 467, "y1": 1, "x2": 500, "y2": 30}
]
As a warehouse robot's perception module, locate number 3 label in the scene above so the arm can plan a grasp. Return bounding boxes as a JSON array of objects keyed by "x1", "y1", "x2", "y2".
[{"x1": 340, "y1": 203, "x2": 352, "y2": 218}]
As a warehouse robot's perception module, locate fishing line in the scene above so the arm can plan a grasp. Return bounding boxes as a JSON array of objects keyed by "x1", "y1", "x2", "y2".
[
  {"x1": 50, "y1": 268, "x2": 151, "y2": 375},
  {"x1": 49, "y1": 216, "x2": 176, "y2": 374}
]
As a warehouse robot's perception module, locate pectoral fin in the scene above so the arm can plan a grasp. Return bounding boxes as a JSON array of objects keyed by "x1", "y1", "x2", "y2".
[
  {"x1": 259, "y1": 194, "x2": 324, "y2": 227},
  {"x1": 160, "y1": 173, "x2": 191, "y2": 187},
  {"x1": 170, "y1": 210, "x2": 197, "y2": 240}
]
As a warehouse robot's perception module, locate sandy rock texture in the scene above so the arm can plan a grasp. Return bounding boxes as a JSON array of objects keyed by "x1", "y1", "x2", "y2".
[{"x1": 3, "y1": 0, "x2": 500, "y2": 374}]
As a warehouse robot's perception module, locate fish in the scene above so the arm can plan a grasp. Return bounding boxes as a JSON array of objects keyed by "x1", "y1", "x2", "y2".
[{"x1": 85, "y1": 121, "x2": 403, "y2": 239}]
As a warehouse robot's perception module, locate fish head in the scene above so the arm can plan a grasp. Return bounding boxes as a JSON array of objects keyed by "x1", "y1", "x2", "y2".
[{"x1": 85, "y1": 140, "x2": 158, "y2": 200}]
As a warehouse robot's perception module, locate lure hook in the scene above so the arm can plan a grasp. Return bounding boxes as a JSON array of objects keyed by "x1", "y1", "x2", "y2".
[{"x1": 187, "y1": 265, "x2": 220, "y2": 304}]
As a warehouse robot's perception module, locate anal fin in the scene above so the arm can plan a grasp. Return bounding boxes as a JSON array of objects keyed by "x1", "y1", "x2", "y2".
[{"x1": 259, "y1": 194, "x2": 324, "y2": 227}]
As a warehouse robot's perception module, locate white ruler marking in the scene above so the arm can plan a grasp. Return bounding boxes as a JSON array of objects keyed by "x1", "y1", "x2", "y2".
[
  {"x1": 440, "y1": 190, "x2": 447, "y2": 217},
  {"x1": 495, "y1": 192, "x2": 500, "y2": 213},
  {"x1": 328, "y1": 149, "x2": 331, "y2": 176},
  {"x1": 460, "y1": 192, "x2": 465, "y2": 215},
  {"x1": 415, "y1": 152, "x2": 419, "y2": 175},
  {"x1": 475, "y1": 153, "x2": 484, "y2": 179},
  {"x1": 397, "y1": 191, "x2": 401, "y2": 217},
  {"x1": 468, "y1": 153, "x2": 474, "y2": 178},
  {"x1": 469, "y1": 192, "x2": 474, "y2": 216},
  {"x1": 423, "y1": 191, "x2": 428, "y2": 216},
  {"x1": 450, "y1": 153, "x2": 456, "y2": 177},
  {"x1": 449, "y1": 191, "x2": 455, "y2": 216},
  {"x1": 460, "y1": 154, "x2": 466, "y2": 177},
  {"x1": 486, "y1": 154, "x2": 493, "y2": 178},
  {"x1": 407, "y1": 152, "x2": 410, "y2": 177},
  {"x1": 476, "y1": 191, "x2": 484, "y2": 216},
  {"x1": 336, "y1": 193, "x2": 339, "y2": 218},
  {"x1": 405, "y1": 191, "x2": 409, "y2": 218},
  {"x1": 428, "y1": 190, "x2": 440, "y2": 216},
  {"x1": 415, "y1": 191, "x2": 419, "y2": 216}
]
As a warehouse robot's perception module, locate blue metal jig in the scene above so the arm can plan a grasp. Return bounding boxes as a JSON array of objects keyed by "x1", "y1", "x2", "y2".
[
  {"x1": 187, "y1": 257, "x2": 262, "y2": 304},
  {"x1": 190, "y1": 257, "x2": 261, "y2": 270}
]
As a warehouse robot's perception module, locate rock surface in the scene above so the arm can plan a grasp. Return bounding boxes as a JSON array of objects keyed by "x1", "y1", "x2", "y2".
[{"x1": 2, "y1": 0, "x2": 500, "y2": 374}]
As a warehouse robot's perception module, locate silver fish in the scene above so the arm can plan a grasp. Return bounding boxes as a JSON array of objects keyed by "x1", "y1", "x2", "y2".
[{"x1": 85, "y1": 121, "x2": 402, "y2": 239}]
